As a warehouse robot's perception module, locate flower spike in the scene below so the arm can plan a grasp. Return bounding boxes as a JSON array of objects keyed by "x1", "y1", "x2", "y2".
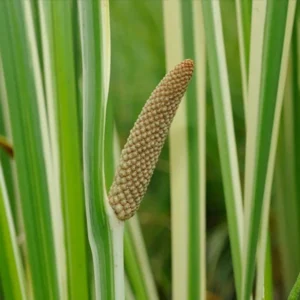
[{"x1": 109, "y1": 59, "x2": 194, "y2": 220}]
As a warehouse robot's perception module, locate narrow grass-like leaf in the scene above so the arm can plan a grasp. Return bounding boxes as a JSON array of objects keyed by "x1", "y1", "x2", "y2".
[
  {"x1": 0, "y1": 1, "x2": 59, "y2": 298},
  {"x1": 163, "y1": 1, "x2": 206, "y2": 299},
  {"x1": 201, "y1": 1, "x2": 243, "y2": 298},
  {"x1": 38, "y1": 2, "x2": 90, "y2": 298},
  {"x1": 37, "y1": 3, "x2": 68, "y2": 297},
  {"x1": 243, "y1": 2, "x2": 271, "y2": 296},
  {"x1": 256, "y1": 232, "x2": 273, "y2": 300},
  {"x1": 235, "y1": 0, "x2": 251, "y2": 109},
  {"x1": 79, "y1": 1, "x2": 124, "y2": 299},
  {"x1": 242, "y1": 2, "x2": 297, "y2": 299},
  {"x1": 124, "y1": 227, "x2": 146, "y2": 300},
  {"x1": 163, "y1": 4, "x2": 188, "y2": 297},
  {"x1": 0, "y1": 163, "x2": 26, "y2": 300},
  {"x1": 124, "y1": 216, "x2": 158, "y2": 300},
  {"x1": 245, "y1": 4, "x2": 268, "y2": 298},
  {"x1": 244, "y1": 0, "x2": 267, "y2": 221}
]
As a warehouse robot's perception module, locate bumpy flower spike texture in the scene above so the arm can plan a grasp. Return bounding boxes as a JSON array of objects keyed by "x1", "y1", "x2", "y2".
[{"x1": 108, "y1": 59, "x2": 194, "y2": 220}]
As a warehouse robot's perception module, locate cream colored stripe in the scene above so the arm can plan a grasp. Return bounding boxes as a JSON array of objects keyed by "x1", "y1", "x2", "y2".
[
  {"x1": 243, "y1": 0, "x2": 267, "y2": 247},
  {"x1": 163, "y1": 1, "x2": 188, "y2": 299}
]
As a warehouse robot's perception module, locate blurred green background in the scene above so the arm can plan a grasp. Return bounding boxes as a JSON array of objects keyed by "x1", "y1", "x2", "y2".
[{"x1": 109, "y1": 1, "x2": 250, "y2": 299}]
